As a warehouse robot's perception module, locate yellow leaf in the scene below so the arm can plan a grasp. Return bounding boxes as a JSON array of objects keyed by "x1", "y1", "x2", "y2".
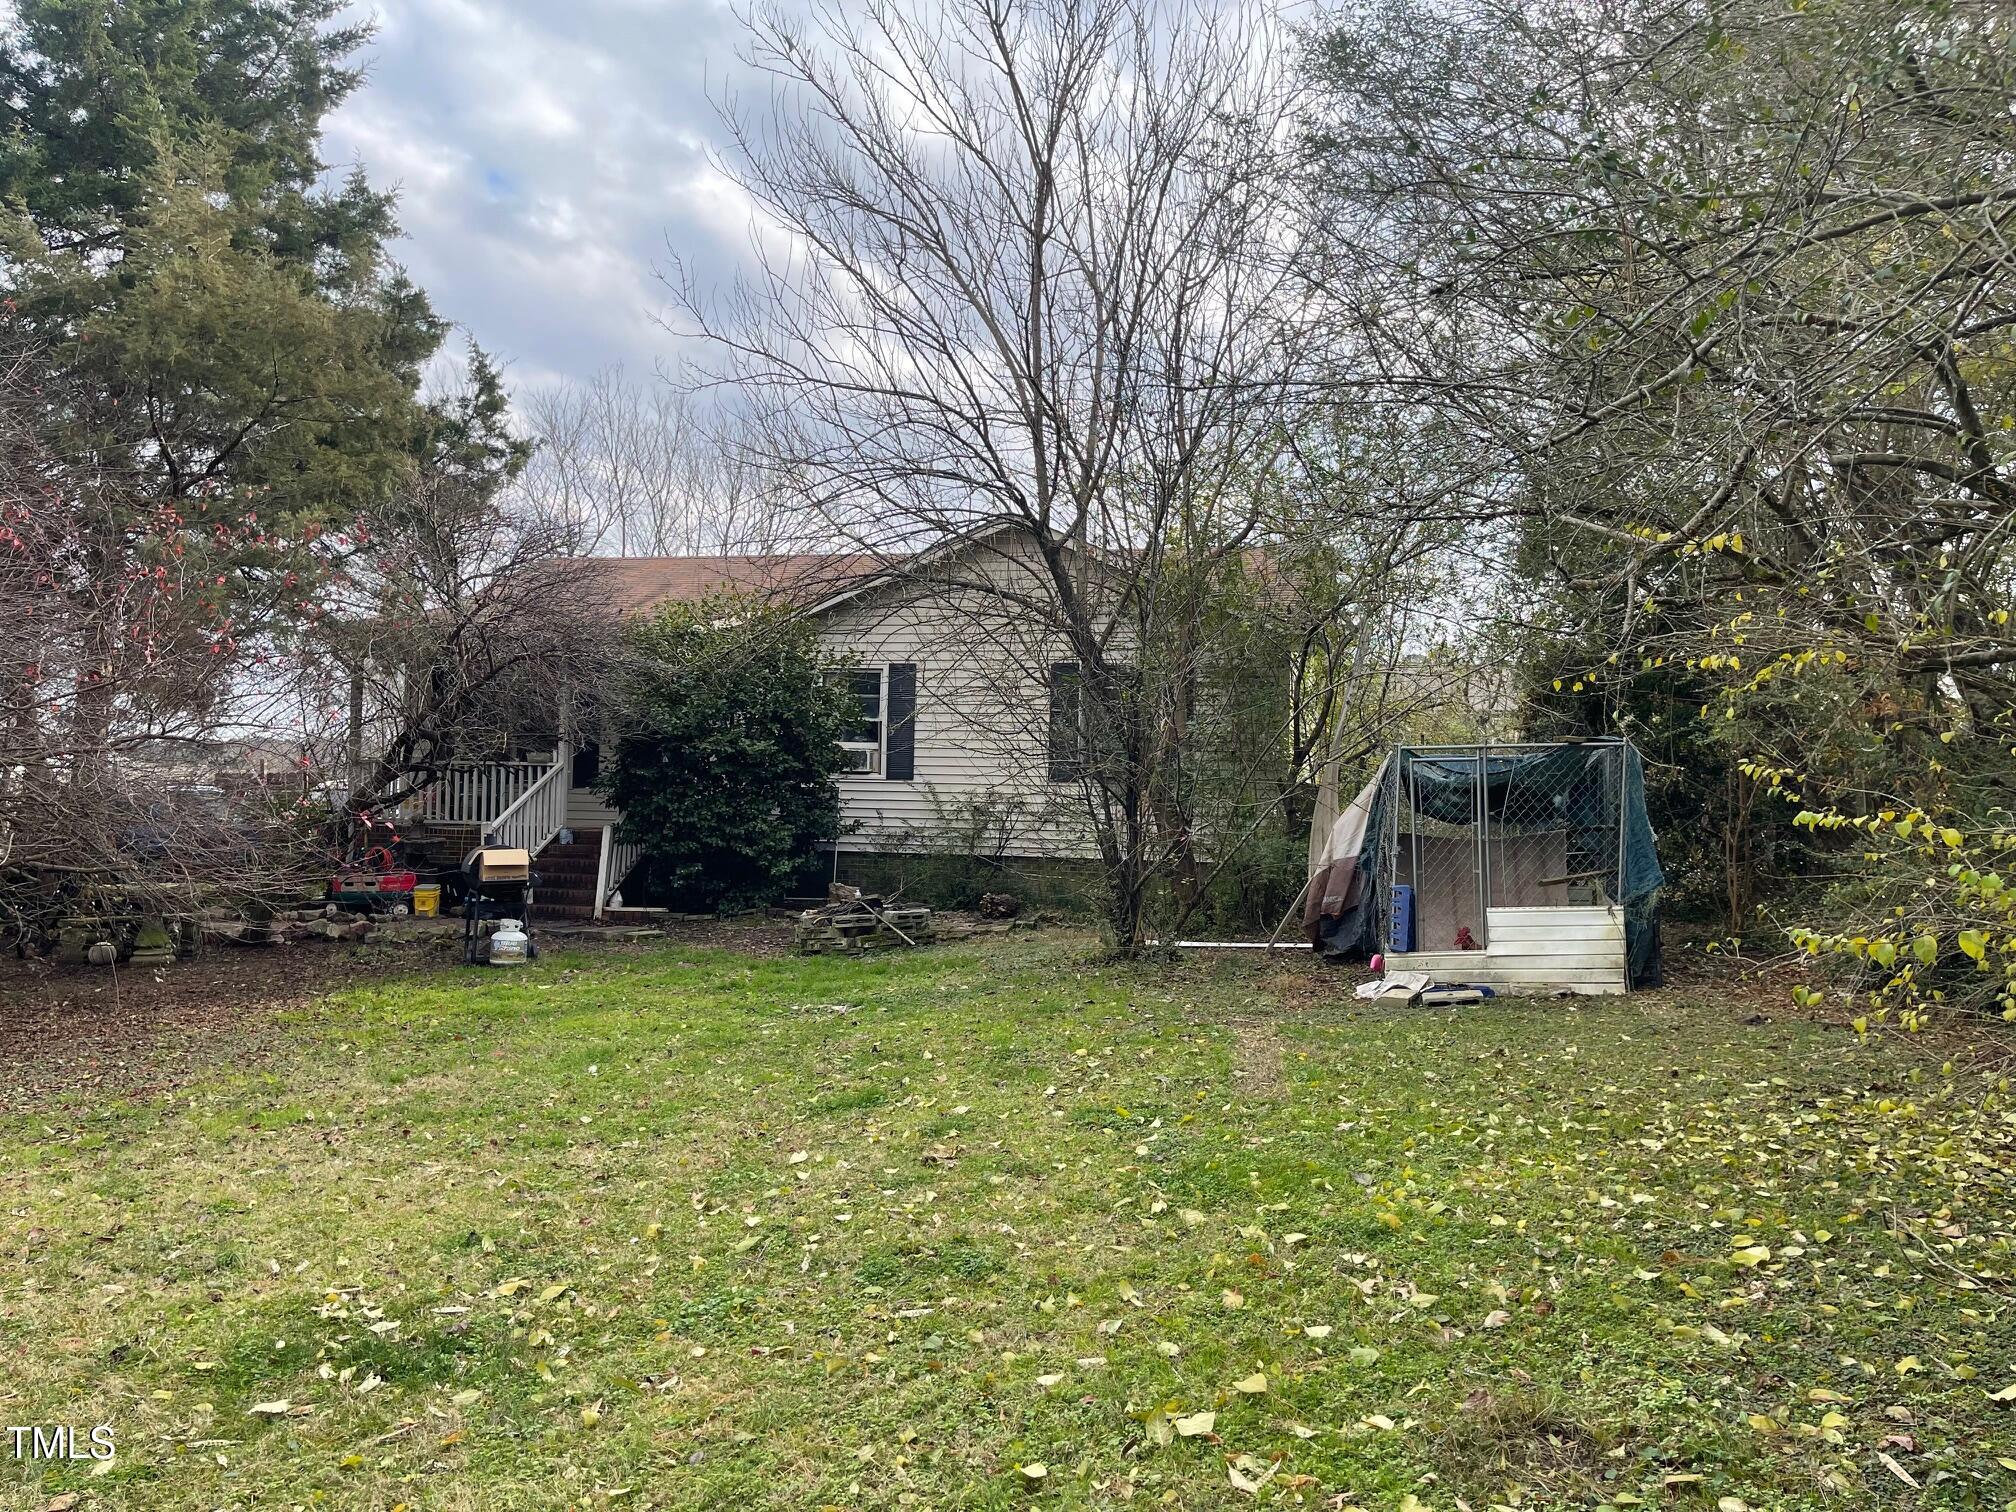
[
  {"x1": 1017, "y1": 1462, "x2": 1048, "y2": 1481},
  {"x1": 1174, "y1": 1411, "x2": 1217, "y2": 1437},
  {"x1": 1231, "y1": 1373, "x2": 1268, "y2": 1394}
]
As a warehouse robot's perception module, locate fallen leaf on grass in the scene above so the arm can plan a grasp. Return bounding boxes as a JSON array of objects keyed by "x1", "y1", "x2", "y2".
[
  {"x1": 1231, "y1": 1373, "x2": 1267, "y2": 1394},
  {"x1": 1876, "y1": 1452, "x2": 1919, "y2": 1489},
  {"x1": 1227, "y1": 1454, "x2": 1276, "y2": 1494},
  {"x1": 1173, "y1": 1411, "x2": 1216, "y2": 1437}
]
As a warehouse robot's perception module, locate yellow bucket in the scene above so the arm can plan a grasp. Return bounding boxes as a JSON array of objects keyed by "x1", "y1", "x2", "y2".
[{"x1": 412, "y1": 884, "x2": 441, "y2": 917}]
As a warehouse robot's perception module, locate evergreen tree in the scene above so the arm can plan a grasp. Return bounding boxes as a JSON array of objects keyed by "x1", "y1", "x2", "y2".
[{"x1": 0, "y1": 0, "x2": 447, "y2": 523}]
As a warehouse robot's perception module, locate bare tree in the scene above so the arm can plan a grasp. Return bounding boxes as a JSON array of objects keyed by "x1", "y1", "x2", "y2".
[
  {"x1": 312, "y1": 469, "x2": 625, "y2": 836},
  {"x1": 677, "y1": 0, "x2": 1442, "y2": 948},
  {"x1": 516, "y1": 368, "x2": 789, "y2": 556},
  {"x1": 1309, "y1": 0, "x2": 2016, "y2": 762}
]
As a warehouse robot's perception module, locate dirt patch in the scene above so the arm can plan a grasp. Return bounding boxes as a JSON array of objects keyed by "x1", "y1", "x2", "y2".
[
  {"x1": 1260, "y1": 959, "x2": 1374, "y2": 1014},
  {"x1": 646, "y1": 914, "x2": 796, "y2": 955},
  {"x1": 532, "y1": 913, "x2": 797, "y2": 956},
  {"x1": 602, "y1": 908, "x2": 1018, "y2": 959},
  {"x1": 0, "y1": 936, "x2": 461, "y2": 1111},
  {"x1": 1228, "y1": 1013, "x2": 1288, "y2": 1095},
  {"x1": 0, "y1": 914, "x2": 813, "y2": 1112},
  {"x1": 1433, "y1": 1385, "x2": 1621, "y2": 1500}
]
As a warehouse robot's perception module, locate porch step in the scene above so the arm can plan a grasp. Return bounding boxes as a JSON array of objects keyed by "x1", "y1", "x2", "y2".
[{"x1": 530, "y1": 828, "x2": 609, "y2": 922}]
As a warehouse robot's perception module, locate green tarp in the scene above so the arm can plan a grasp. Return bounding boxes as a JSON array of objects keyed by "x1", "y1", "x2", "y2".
[{"x1": 1320, "y1": 741, "x2": 1664, "y2": 987}]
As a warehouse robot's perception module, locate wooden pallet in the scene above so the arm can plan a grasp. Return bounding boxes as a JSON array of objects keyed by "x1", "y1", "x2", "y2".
[{"x1": 794, "y1": 906, "x2": 936, "y2": 954}]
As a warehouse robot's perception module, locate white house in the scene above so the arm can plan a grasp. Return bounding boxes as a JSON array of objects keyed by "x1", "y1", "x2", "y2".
[{"x1": 395, "y1": 525, "x2": 1109, "y2": 918}]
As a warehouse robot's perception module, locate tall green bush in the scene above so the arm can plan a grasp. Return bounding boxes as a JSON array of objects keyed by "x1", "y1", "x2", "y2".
[{"x1": 601, "y1": 599, "x2": 851, "y2": 912}]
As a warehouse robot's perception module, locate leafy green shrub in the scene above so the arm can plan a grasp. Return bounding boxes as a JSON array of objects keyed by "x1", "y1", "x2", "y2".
[{"x1": 601, "y1": 597, "x2": 851, "y2": 912}]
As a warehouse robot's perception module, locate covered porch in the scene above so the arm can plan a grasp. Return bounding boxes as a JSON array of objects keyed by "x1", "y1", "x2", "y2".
[{"x1": 391, "y1": 743, "x2": 644, "y2": 921}]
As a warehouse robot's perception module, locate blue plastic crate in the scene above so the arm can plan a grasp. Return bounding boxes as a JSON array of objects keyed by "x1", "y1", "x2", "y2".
[{"x1": 1387, "y1": 883, "x2": 1415, "y2": 953}]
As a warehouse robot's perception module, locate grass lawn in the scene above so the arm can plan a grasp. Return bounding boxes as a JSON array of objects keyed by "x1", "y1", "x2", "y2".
[{"x1": 4, "y1": 933, "x2": 2016, "y2": 1511}]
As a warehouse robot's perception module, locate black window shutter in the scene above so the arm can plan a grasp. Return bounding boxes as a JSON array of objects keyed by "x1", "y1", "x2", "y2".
[
  {"x1": 1047, "y1": 662, "x2": 1081, "y2": 782},
  {"x1": 884, "y1": 663, "x2": 917, "y2": 780}
]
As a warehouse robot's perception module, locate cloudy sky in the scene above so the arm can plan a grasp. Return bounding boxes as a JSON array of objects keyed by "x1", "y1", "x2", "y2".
[{"x1": 324, "y1": 0, "x2": 767, "y2": 394}]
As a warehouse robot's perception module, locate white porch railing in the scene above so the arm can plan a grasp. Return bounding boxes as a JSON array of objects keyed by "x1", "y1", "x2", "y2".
[
  {"x1": 407, "y1": 763, "x2": 554, "y2": 828},
  {"x1": 483, "y1": 757, "x2": 571, "y2": 857},
  {"x1": 594, "y1": 827, "x2": 642, "y2": 920}
]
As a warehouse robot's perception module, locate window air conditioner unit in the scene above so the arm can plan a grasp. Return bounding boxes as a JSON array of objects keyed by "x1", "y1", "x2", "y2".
[{"x1": 839, "y1": 746, "x2": 879, "y2": 774}]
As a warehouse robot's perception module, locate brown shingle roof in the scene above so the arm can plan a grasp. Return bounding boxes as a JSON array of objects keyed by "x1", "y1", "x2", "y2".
[{"x1": 568, "y1": 553, "x2": 894, "y2": 617}]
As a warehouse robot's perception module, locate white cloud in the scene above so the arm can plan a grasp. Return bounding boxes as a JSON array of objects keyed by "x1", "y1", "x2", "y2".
[{"x1": 324, "y1": 0, "x2": 763, "y2": 387}]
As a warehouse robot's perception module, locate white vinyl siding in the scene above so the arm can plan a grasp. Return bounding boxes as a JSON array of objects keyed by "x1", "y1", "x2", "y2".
[{"x1": 814, "y1": 538, "x2": 1102, "y2": 860}]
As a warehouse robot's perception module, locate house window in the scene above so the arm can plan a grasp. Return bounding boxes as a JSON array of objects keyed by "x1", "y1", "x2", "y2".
[
  {"x1": 839, "y1": 666, "x2": 885, "y2": 774},
  {"x1": 1048, "y1": 660, "x2": 1135, "y2": 783}
]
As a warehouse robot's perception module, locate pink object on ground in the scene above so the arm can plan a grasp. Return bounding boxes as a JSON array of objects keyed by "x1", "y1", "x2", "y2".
[{"x1": 1369, "y1": 952, "x2": 1384, "y2": 973}]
